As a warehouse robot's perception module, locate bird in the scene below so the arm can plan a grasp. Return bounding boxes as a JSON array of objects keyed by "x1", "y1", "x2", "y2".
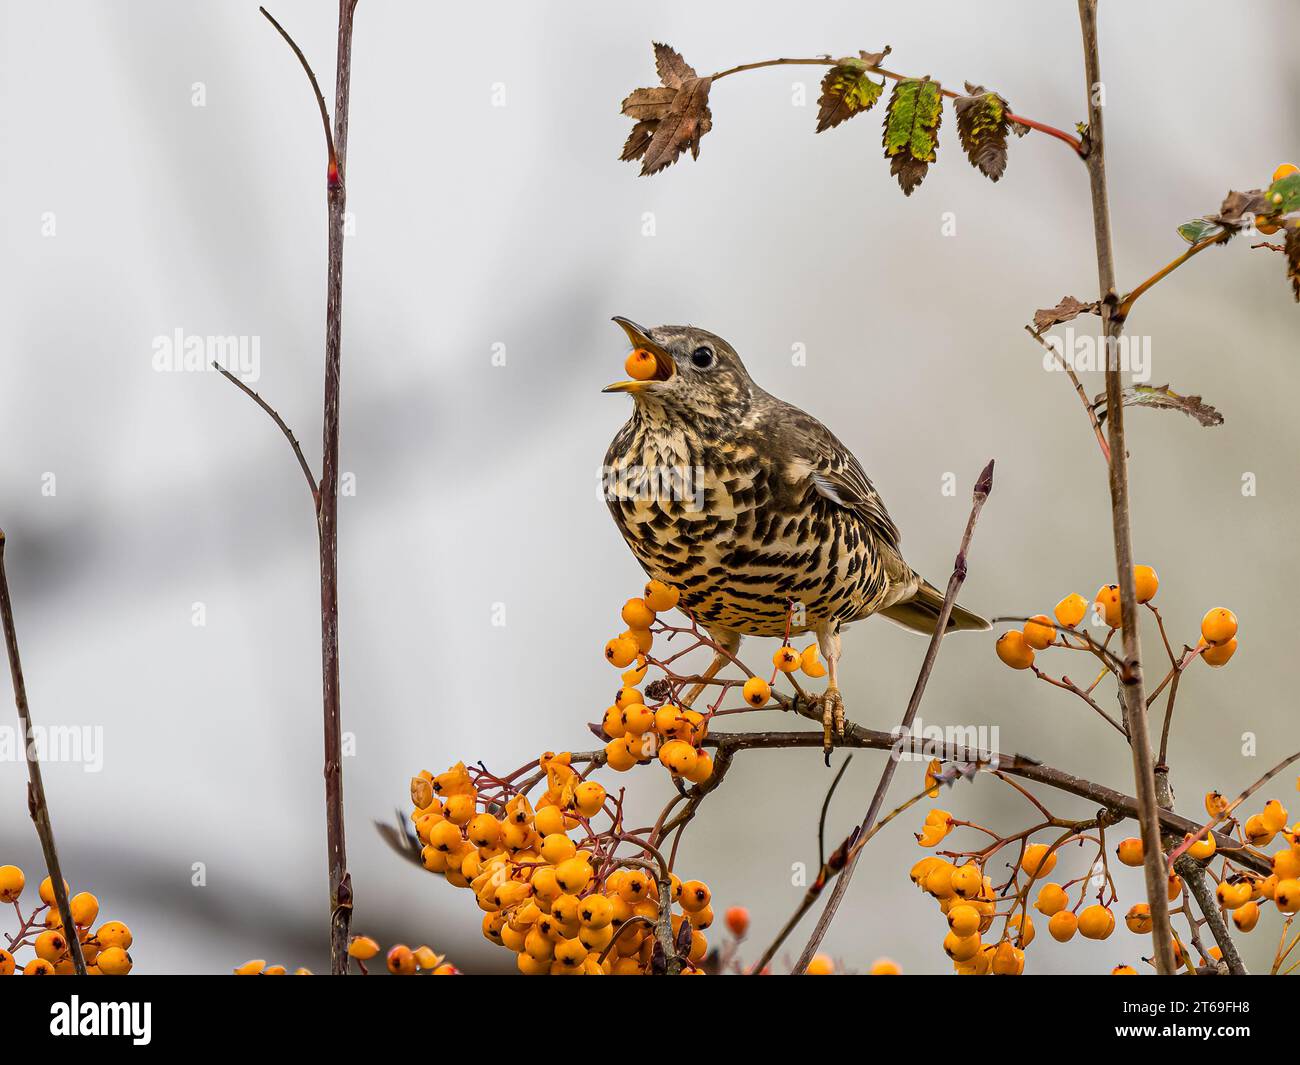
[{"x1": 601, "y1": 317, "x2": 988, "y2": 754}]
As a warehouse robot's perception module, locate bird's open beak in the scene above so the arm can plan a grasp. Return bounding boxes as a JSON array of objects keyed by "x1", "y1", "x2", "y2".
[{"x1": 603, "y1": 316, "x2": 676, "y2": 393}]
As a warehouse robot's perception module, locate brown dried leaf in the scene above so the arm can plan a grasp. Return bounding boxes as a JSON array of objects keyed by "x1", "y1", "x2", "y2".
[
  {"x1": 621, "y1": 86, "x2": 677, "y2": 121},
  {"x1": 640, "y1": 77, "x2": 713, "y2": 176},
  {"x1": 858, "y1": 46, "x2": 892, "y2": 67},
  {"x1": 1033, "y1": 295, "x2": 1100, "y2": 333},
  {"x1": 1094, "y1": 383, "x2": 1224, "y2": 428},
  {"x1": 620, "y1": 120, "x2": 657, "y2": 162},
  {"x1": 654, "y1": 42, "x2": 696, "y2": 89},
  {"x1": 1209, "y1": 188, "x2": 1269, "y2": 228}
]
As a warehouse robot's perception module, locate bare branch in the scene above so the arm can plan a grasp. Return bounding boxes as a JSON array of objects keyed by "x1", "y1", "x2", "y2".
[
  {"x1": 214, "y1": 364, "x2": 318, "y2": 501},
  {"x1": 792, "y1": 459, "x2": 995, "y2": 973},
  {"x1": 0, "y1": 531, "x2": 86, "y2": 974}
]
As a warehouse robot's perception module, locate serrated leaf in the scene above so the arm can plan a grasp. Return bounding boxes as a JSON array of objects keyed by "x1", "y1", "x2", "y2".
[
  {"x1": 621, "y1": 86, "x2": 677, "y2": 121},
  {"x1": 653, "y1": 42, "x2": 696, "y2": 89},
  {"x1": 1264, "y1": 171, "x2": 1300, "y2": 216},
  {"x1": 1033, "y1": 295, "x2": 1100, "y2": 332},
  {"x1": 619, "y1": 120, "x2": 655, "y2": 162},
  {"x1": 1094, "y1": 384, "x2": 1224, "y2": 428},
  {"x1": 882, "y1": 78, "x2": 943, "y2": 196},
  {"x1": 1177, "y1": 218, "x2": 1224, "y2": 244},
  {"x1": 639, "y1": 76, "x2": 713, "y2": 176},
  {"x1": 954, "y1": 85, "x2": 1011, "y2": 182},
  {"x1": 816, "y1": 65, "x2": 885, "y2": 133}
]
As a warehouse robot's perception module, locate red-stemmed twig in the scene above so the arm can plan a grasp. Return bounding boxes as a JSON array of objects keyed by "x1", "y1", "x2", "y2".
[{"x1": 0, "y1": 531, "x2": 86, "y2": 974}]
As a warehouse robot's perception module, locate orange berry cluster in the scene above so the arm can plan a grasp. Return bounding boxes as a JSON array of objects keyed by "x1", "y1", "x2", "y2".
[
  {"x1": 0, "y1": 864, "x2": 133, "y2": 976},
  {"x1": 995, "y1": 564, "x2": 1238, "y2": 671},
  {"x1": 234, "y1": 939, "x2": 458, "y2": 975},
  {"x1": 410, "y1": 755, "x2": 715, "y2": 974}
]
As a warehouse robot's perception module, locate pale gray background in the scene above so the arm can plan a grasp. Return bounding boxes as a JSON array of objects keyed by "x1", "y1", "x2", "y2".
[{"x1": 1, "y1": 0, "x2": 1296, "y2": 974}]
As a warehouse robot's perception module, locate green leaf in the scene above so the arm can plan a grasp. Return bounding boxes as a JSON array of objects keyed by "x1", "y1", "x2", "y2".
[
  {"x1": 816, "y1": 65, "x2": 885, "y2": 133},
  {"x1": 882, "y1": 78, "x2": 943, "y2": 196},
  {"x1": 1176, "y1": 218, "x2": 1224, "y2": 244},
  {"x1": 953, "y1": 84, "x2": 1010, "y2": 182},
  {"x1": 1264, "y1": 172, "x2": 1300, "y2": 216}
]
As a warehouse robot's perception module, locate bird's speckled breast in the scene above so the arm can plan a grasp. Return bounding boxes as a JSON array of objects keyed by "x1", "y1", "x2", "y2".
[{"x1": 604, "y1": 417, "x2": 890, "y2": 637}]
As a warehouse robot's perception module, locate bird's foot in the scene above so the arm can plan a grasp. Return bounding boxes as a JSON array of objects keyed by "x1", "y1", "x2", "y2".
[{"x1": 818, "y1": 687, "x2": 845, "y2": 764}]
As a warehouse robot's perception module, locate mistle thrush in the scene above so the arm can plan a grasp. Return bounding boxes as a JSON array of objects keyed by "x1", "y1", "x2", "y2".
[{"x1": 602, "y1": 318, "x2": 988, "y2": 752}]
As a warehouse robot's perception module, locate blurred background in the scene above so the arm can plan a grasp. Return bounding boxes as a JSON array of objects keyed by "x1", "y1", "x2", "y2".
[{"x1": 0, "y1": 0, "x2": 1296, "y2": 974}]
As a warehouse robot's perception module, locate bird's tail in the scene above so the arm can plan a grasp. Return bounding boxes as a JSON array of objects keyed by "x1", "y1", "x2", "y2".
[{"x1": 879, "y1": 579, "x2": 990, "y2": 635}]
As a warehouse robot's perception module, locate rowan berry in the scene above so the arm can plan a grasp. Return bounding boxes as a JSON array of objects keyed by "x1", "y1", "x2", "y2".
[
  {"x1": 1020, "y1": 844, "x2": 1057, "y2": 879},
  {"x1": 1078, "y1": 904, "x2": 1115, "y2": 940},
  {"x1": 1201, "y1": 608, "x2": 1238, "y2": 646},
  {"x1": 995, "y1": 630, "x2": 1034, "y2": 670},
  {"x1": 621, "y1": 597, "x2": 656, "y2": 630},
  {"x1": 1095, "y1": 585, "x2": 1122, "y2": 628},
  {"x1": 1048, "y1": 910, "x2": 1078, "y2": 942},
  {"x1": 1116, "y1": 837, "x2": 1145, "y2": 867},
  {"x1": 1201, "y1": 638, "x2": 1237, "y2": 667},
  {"x1": 0, "y1": 865, "x2": 24, "y2": 903},
  {"x1": 725, "y1": 906, "x2": 750, "y2": 936},
  {"x1": 96, "y1": 921, "x2": 133, "y2": 950},
  {"x1": 97, "y1": 947, "x2": 132, "y2": 976},
  {"x1": 772, "y1": 645, "x2": 800, "y2": 673},
  {"x1": 1233, "y1": 901, "x2": 1260, "y2": 932},
  {"x1": 1055, "y1": 593, "x2": 1088, "y2": 628},
  {"x1": 869, "y1": 957, "x2": 901, "y2": 975},
  {"x1": 742, "y1": 676, "x2": 771, "y2": 707},
  {"x1": 1125, "y1": 903, "x2": 1153, "y2": 933},
  {"x1": 1034, "y1": 883, "x2": 1069, "y2": 916},
  {"x1": 1133, "y1": 565, "x2": 1159, "y2": 603},
  {"x1": 805, "y1": 953, "x2": 834, "y2": 975},
  {"x1": 625, "y1": 349, "x2": 657, "y2": 381},
  {"x1": 643, "y1": 579, "x2": 680, "y2": 612},
  {"x1": 38, "y1": 876, "x2": 68, "y2": 907},
  {"x1": 604, "y1": 636, "x2": 639, "y2": 668}
]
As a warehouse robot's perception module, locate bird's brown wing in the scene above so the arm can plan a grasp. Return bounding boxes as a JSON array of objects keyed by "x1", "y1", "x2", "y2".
[{"x1": 772, "y1": 402, "x2": 902, "y2": 553}]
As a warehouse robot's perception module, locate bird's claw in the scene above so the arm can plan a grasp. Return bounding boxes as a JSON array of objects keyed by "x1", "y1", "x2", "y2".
[{"x1": 819, "y1": 688, "x2": 845, "y2": 763}]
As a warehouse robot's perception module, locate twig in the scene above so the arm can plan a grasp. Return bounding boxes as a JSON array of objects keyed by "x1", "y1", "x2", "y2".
[
  {"x1": 817, "y1": 754, "x2": 852, "y2": 868},
  {"x1": 1165, "y1": 749, "x2": 1300, "y2": 868},
  {"x1": 214, "y1": 365, "x2": 318, "y2": 500},
  {"x1": 1175, "y1": 855, "x2": 1246, "y2": 975},
  {"x1": 1023, "y1": 325, "x2": 1110, "y2": 462},
  {"x1": 0, "y1": 531, "x2": 86, "y2": 975},
  {"x1": 792, "y1": 459, "x2": 995, "y2": 974},
  {"x1": 258, "y1": 6, "x2": 338, "y2": 176},
  {"x1": 259, "y1": 0, "x2": 360, "y2": 976},
  {"x1": 1117, "y1": 231, "x2": 1231, "y2": 320},
  {"x1": 1077, "y1": 0, "x2": 1175, "y2": 974}
]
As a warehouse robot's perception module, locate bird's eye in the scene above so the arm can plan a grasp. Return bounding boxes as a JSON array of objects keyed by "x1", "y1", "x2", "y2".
[{"x1": 690, "y1": 347, "x2": 714, "y2": 369}]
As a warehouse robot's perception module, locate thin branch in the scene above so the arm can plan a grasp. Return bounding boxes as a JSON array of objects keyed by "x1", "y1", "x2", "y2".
[
  {"x1": 214, "y1": 364, "x2": 318, "y2": 501},
  {"x1": 1077, "y1": 0, "x2": 1175, "y2": 975},
  {"x1": 817, "y1": 754, "x2": 852, "y2": 869},
  {"x1": 1165, "y1": 749, "x2": 1300, "y2": 869},
  {"x1": 0, "y1": 531, "x2": 86, "y2": 975},
  {"x1": 259, "y1": 6, "x2": 339, "y2": 178},
  {"x1": 1175, "y1": 855, "x2": 1247, "y2": 976},
  {"x1": 1117, "y1": 230, "x2": 1231, "y2": 320},
  {"x1": 1023, "y1": 325, "x2": 1110, "y2": 462},
  {"x1": 792, "y1": 459, "x2": 995, "y2": 974}
]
